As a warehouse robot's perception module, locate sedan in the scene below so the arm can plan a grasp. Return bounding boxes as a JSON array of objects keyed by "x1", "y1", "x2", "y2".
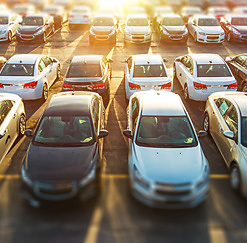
[
  {"x1": 0, "y1": 93, "x2": 26, "y2": 164},
  {"x1": 123, "y1": 90, "x2": 209, "y2": 209},
  {"x1": 68, "y1": 5, "x2": 91, "y2": 29},
  {"x1": 123, "y1": 54, "x2": 172, "y2": 100},
  {"x1": 21, "y1": 91, "x2": 109, "y2": 207},
  {"x1": 12, "y1": 4, "x2": 36, "y2": 18},
  {"x1": 225, "y1": 54, "x2": 247, "y2": 92},
  {"x1": 203, "y1": 92, "x2": 247, "y2": 197},
  {"x1": 173, "y1": 53, "x2": 237, "y2": 101},
  {"x1": 0, "y1": 54, "x2": 60, "y2": 101},
  {"x1": 16, "y1": 14, "x2": 55, "y2": 43}
]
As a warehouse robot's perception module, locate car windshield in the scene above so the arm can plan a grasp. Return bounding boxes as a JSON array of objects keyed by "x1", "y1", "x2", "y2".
[
  {"x1": 232, "y1": 17, "x2": 247, "y2": 26},
  {"x1": 242, "y1": 117, "x2": 247, "y2": 147},
  {"x1": 198, "y1": 18, "x2": 220, "y2": 26},
  {"x1": 66, "y1": 64, "x2": 102, "y2": 78},
  {"x1": 0, "y1": 64, "x2": 34, "y2": 76},
  {"x1": 133, "y1": 64, "x2": 167, "y2": 77},
  {"x1": 33, "y1": 116, "x2": 95, "y2": 147},
  {"x1": 162, "y1": 17, "x2": 184, "y2": 26},
  {"x1": 0, "y1": 17, "x2": 8, "y2": 25},
  {"x1": 136, "y1": 116, "x2": 198, "y2": 148},
  {"x1": 72, "y1": 8, "x2": 88, "y2": 13},
  {"x1": 43, "y1": 8, "x2": 58, "y2": 13},
  {"x1": 197, "y1": 64, "x2": 231, "y2": 77},
  {"x1": 127, "y1": 18, "x2": 148, "y2": 26},
  {"x1": 92, "y1": 17, "x2": 114, "y2": 26},
  {"x1": 22, "y1": 17, "x2": 43, "y2": 26}
]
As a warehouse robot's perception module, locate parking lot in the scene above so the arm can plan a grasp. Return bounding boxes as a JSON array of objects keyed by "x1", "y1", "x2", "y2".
[{"x1": 0, "y1": 22, "x2": 247, "y2": 243}]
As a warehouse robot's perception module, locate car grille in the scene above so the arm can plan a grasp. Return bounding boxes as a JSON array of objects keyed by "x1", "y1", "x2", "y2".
[
  {"x1": 94, "y1": 31, "x2": 111, "y2": 35},
  {"x1": 20, "y1": 35, "x2": 34, "y2": 40},
  {"x1": 132, "y1": 34, "x2": 145, "y2": 41},
  {"x1": 168, "y1": 30, "x2": 185, "y2": 35},
  {"x1": 155, "y1": 182, "x2": 191, "y2": 197}
]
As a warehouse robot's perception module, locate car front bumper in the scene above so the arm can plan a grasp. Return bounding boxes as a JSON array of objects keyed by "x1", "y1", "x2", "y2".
[
  {"x1": 16, "y1": 33, "x2": 44, "y2": 42},
  {"x1": 124, "y1": 33, "x2": 151, "y2": 44},
  {"x1": 161, "y1": 33, "x2": 188, "y2": 42},
  {"x1": 196, "y1": 33, "x2": 224, "y2": 43},
  {"x1": 89, "y1": 33, "x2": 116, "y2": 43}
]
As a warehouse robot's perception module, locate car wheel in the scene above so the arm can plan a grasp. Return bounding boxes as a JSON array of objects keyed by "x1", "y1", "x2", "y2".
[
  {"x1": 203, "y1": 113, "x2": 210, "y2": 133},
  {"x1": 18, "y1": 115, "x2": 26, "y2": 136},
  {"x1": 230, "y1": 164, "x2": 241, "y2": 192},
  {"x1": 7, "y1": 31, "x2": 12, "y2": 42},
  {"x1": 56, "y1": 64, "x2": 61, "y2": 81},
  {"x1": 42, "y1": 83, "x2": 48, "y2": 101},
  {"x1": 227, "y1": 32, "x2": 231, "y2": 42},
  {"x1": 194, "y1": 33, "x2": 197, "y2": 42},
  {"x1": 183, "y1": 84, "x2": 190, "y2": 100},
  {"x1": 242, "y1": 82, "x2": 247, "y2": 92}
]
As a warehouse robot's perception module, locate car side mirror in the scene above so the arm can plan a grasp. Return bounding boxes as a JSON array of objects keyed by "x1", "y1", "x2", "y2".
[
  {"x1": 223, "y1": 131, "x2": 237, "y2": 142},
  {"x1": 123, "y1": 129, "x2": 133, "y2": 139},
  {"x1": 107, "y1": 58, "x2": 113, "y2": 63},
  {"x1": 198, "y1": 130, "x2": 207, "y2": 138},
  {"x1": 24, "y1": 129, "x2": 33, "y2": 137},
  {"x1": 163, "y1": 58, "x2": 168, "y2": 63},
  {"x1": 98, "y1": 130, "x2": 109, "y2": 139},
  {"x1": 225, "y1": 57, "x2": 232, "y2": 62}
]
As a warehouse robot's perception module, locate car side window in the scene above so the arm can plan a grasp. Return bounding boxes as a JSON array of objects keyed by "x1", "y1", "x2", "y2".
[
  {"x1": 92, "y1": 98, "x2": 99, "y2": 134},
  {"x1": 38, "y1": 59, "x2": 46, "y2": 73},
  {"x1": 215, "y1": 98, "x2": 231, "y2": 117},
  {"x1": 186, "y1": 57, "x2": 193, "y2": 75},
  {"x1": 43, "y1": 56, "x2": 52, "y2": 66},
  {"x1": 131, "y1": 98, "x2": 139, "y2": 134},
  {"x1": 225, "y1": 106, "x2": 238, "y2": 137},
  {"x1": 0, "y1": 100, "x2": 14, "y2": 126},
  {"x1": 235, "y1": 55, "x2": 247, "y2": 66},
  {"x1": 127, "y1": 57, "x2": 132, "y2": 73},
  {"x1": 193, "y1": 18, "x2": 197, "y2": 25}
]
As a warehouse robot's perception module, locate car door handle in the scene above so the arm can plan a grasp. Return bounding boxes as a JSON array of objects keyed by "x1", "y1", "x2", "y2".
[
  {"x1": 219, "y1": 125, "x2": 223, "y2": 133},
  {"x1": 180, "y1": 73, "x2": 182, "y2": 76},
  {"x1": 13, "y1": 113, "x2": 17, "y2": 119},
  {"x1": 5, "y1": 135, "x2": 10, "y2": 144},
  {"x1": 0, "y1": 129, "x2": 7, "y2": 139}
]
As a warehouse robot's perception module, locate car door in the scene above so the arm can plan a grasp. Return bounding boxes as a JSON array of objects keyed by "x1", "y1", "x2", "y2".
[
  {"x1": 229, "y1": 55, "x2": 247, "y2": 80},
  {"x1": 43, "y1": 56, "x2": 56, "y2": 87},
  {"x1": 125, "y1": 56, "x2": 133, "y2": 89},
  {"x1": 38, "y1": 58, "x2": 50, "y2": 88},
  {"x1": 0, "y1": 100, "x2": 18, "y2": 163},
  {"x1": 101, "y1": 57, "x2": 109, "y2": 88}
]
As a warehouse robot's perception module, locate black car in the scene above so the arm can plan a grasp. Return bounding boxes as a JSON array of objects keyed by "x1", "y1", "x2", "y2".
[
  {"x1": 16, "y1": 14, "x2": 55, "y2": 43},
  {"x1": 62, "y1": 55, "x2": 112, "y2": 100},
  {"x1": 225, "y1": 54, "x2": 247, "y2": 92},
  {"x1": 21, "y1": 91, "x2": 109, "y2": 207}
]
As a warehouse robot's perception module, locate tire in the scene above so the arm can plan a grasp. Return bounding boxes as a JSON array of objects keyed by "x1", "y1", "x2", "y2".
[
  {"x1": 230, "y1": 164, "x2": 241, "y2": 193},
  {"x1": 242, "y1": 82, "x2": 247, "y2": 92},
  {"x1": 56, "y1": 64, "x2": 61, "y2": 81},
  {"x1": 42, "y1": 83, "x2": 48, "y2": 101},
  {"x1": 18, "y1": 115, "x2": 26, "y2": 136},
  {"x1": 7, "y1": 31, "x2": 12, "y2": 42},
  {"x1": 203, "y1": 113, "x2": 210, "y2": 133},
  {"x1": 183, "y1": 84, "x2": 190, "y2": 101},
  {"x1": 194, "y1": 33, "x2": 197, "y2": 42}
]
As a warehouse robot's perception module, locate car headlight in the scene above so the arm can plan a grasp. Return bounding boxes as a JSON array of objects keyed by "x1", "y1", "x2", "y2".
[
  {"x1": 79, "y1": 165, "x2": 96, "y2": 187},
  {"x1": 183, "y1": 28, "x2": 188, "y2": 35},
  {"x1": 89, "y1": 28, "x2": 96, "y2": 35},
  {"x1": 125, "y1": 29, "x2": 131, "y2": 36},
  {"x1": 34, "y1": 29, "x2": 43, "y2": 36},
  {"x1": 232, "y1": 28, "x2": 240, "y2": 36},
  {"x1": 109, "y1": 28, "x2": 115, "y2": 35},
  {"x1": 198, "y1": 31, "x2": 206, "y2": 36},
  {"x1": 0, "y1": 29, "x2": 7, "y2": 34},
  {"x1": 196, "y1": 164, "x2": 210, "y2": 189},
  {"x1": 133, "y1": 165, "x2": 150, "y2": 189},
  {"x1": 220, "y1": 32, "x2": 225, "y2": 36},
  {"x1": 21, "y1": 165, "x2": 34, "y2": 187},
  {"x1": 162, "y1": 27, "x2": 169, "y2": 35},
  {"x1": 16, "y1": 29, "x2": 21, "y2": 35}
]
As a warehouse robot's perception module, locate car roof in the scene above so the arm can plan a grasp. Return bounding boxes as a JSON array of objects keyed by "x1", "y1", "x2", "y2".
[
  {"x1": 126, "y1": 14, "x2": 148, "y2": 19},
  {"x1": 189, "y1": 54, "x2": 224, "y2": 64},
  {"x1": 193, "y1": 14, "x2": 217, "y2": 19},
  {"x1": 44, "y1": 92, "x2": 98, "y2": 116},
  {"x1": 71, "y1": 55, "x2": 103, "y2": 65},
  {"x1": 7, "y1": 54, "x2": 44, "y2": 64},
  {"x1": 93, "y1": 14, "x2": 115, "y2": 19},
  {"x1": 132, "y1": 54, "x2": 163, "y2": 65},
  {"x1": 24, "y1": 13, "x2": 47, "y2": 18},
  {"x1": 134, "y1": 91, "x2": 186, "y2": 116},
  {"x1": 0, "y1": 92, "x2": 22, "y2": 102},
  {"x1": 161, "y1": 14, "x2": 182, "y2": 18}
]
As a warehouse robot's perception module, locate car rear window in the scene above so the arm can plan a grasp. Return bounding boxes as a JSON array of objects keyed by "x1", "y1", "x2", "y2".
[
  {"x1": 66, "y1": 64, "x2": 102, "y2": 78},
  {"x1": 92, "y1": 17, "x2": 114, "y2": 26},
  {"x1": 162, "y1": 17, "x2": 184, "y2": 26},
  {"x1": 198, "y1": 18, "x2": 219, "y2": 26},
  {"x1": 197, "y1": 64, "x2": 231, "y2": 77},
  {"x1": 0, "y1": 17, "x2": 8, "y2": 25},
  {"x1": 133, "y1": 64, "x2": 167, "y2": 77},
  {"x1": 0, "y1": 64, "x2": 34, "y2": 76},
  {"x1": 127, "y1": 18, "x2": 148, "y2": 26},
  {"x1": 231, "y1": 17, "x2": 247, "y2": 26}
]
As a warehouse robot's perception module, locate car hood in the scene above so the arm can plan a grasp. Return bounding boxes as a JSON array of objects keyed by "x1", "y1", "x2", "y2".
[
  {"x1": 91, "y1": 26, "x2": 115, "y2": 33},
  {"x1": 125, "y1": 26, "x2": 150, "y2": 34},
  {"x1": 197, "y1": 26, "x2": 223, "y2": 34},
  {"x1": 0, "y1": 76, "x2": 34, "y2": 84},
  {"x1": 131, "y1": 77, "x2": 171, "y2": 84},
  {"x1": 196, "y1": 77, "x2": 236, "y2": 85},
  {"x1": 163, "y1": 25, "x2": 187, "y2": 32},
  {"x1": 18, "y1": 25, "x2": 43, "y2": 33},
  {"x1": 133, "y1": 145, "x2": 205, "y2": 183},
  {"x1": 24, "y1": 143, "x2": 97, "y2": 182},
  {"x1": 232, "y1": 25, "x2": 247, "y2": 33}
]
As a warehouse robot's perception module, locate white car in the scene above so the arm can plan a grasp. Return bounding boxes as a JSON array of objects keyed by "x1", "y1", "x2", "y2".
[
  {"x1": 203, "y1": 92, "x2": 247, "y2": 197},
  {"x1": 124, "y1": 14, "x2": 151, "y2": 44},
  {"x1": 12, "y1": 4, "x2": 36, "y2": 18},
  {"x1": 69, "y1": 5, "x2": 91, "y2": 29},
  {"x1": 0, "y1": 93, "x2": 26, "y2": 164},
  {"x1": 0, "y1": 54, "x2": 60, "y2": 101},
  {"x1": 0, "y1": 13, "x2": 22, "y2": 42},
  {"x1": 123, "y1": 91, "x2": 209, "y2": 209},
  {"x1": 173, "y1": 54, "x2": 237, "y2": 101},
  {"x1": 232, "y1": 7, "x2": 247, "y2": 15},
  {"x1": 207, "y1": 6, "x2": 231, "y2": 20},
  {"x1": 123, "y1": 54, "x2": 172, "y2": 100},
  {"x1": 187, "y1": 15, "x2": 225, "y2": 43}
]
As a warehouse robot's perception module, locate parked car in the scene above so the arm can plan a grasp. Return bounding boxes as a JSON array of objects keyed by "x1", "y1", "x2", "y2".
[
  {"x1": 68, "y1": 5, "x2": 91, "y2": 29},
  {"x1": 0, "y1": 12, "x2": 22, "y2": 42},
  {"x1": 207, "y1": 6, "x2": 230, "y2": 21},
  {"x1": 123, "y1": 90, "x2": 209, "y2": 209},
  {"x1": 173, "y1": 53, "x2": 237, "y2": 101},
  {"x1": 62, "y1": 55, "x2": 112, "y2": 100},
  {"x1": 0, "y1": 93, "x2": 26, "y2": 164},
  {"x1": 21, "y1": 91, "x2": 109, "y2": 207},
  {"x1": 180, "y1": 6, "x2": 203, "y2": 23},
  {"x1": 225, "y1": 54, "x2": 247, "y2": 91},
  {"x1": 203, "y1": 92, "x2": 247, "y2": 197},
  {"x1": 42, "y1": 5, "x2": 68, "y2": 29},
  {"x1": 156, "y1": 14, "x2": 188, "y2": 43},
  {"x1": 12, "y1": 4, "x2": 36, "y2": 18},
  {"x1": 124, "y1": 14, "x2": 152, "y2": 45},
  {"x1": 220, "y1": 15, "x2": 247, "y2": 42},
  {"x1": 123, "y1": 54, "x2": 172, "y2": 100},
  {"x1": 16, "y1": 14, "x2": 55, "y2": 43},
  {"x1": 89, "y1": 14, "x2": 117, "y2": 45},
  {"x1": 232, "y1": 6, "x2": 247, "y2": 14},
  {"x1": 0, "y1": 54, "x2": 60, "y2": 101},
  {"x1": 187, "y1": 15, "x2": 225, "y2": 43},
  {"x1": 0, "y1": 4, "x2": 9, "y2": 12}
]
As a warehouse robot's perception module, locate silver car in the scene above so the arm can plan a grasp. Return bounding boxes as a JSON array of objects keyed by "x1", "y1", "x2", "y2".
[
  {"x1": 203, "y1": 91, "x2": 247, "y2": 197},
  {"x1": 0, "y1": 93, "x2": 26, "y2": 164},
  {"x1": 123, "y1": 90, "x2": 209, "y2": 209}
]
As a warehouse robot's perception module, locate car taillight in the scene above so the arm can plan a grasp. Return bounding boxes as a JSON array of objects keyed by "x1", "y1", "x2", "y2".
[
  {"x1": 0, "y1": 83, "x2": 3, "y2": 88},
  {"x1": 83, "y1": 15, "x2": 89, "y2": 18},
  {"x1": 227, "y1": 82, "x2": 237, "y2": 89},
  {"x1": 129, "y1": 82, "x2": 141, "y2": 90},
  {"x1": 161, "y1": 82, "x2": 172, "y2": 89},
  {"x1": 88, "y1": 82, "x2": 105, "y2": 89},
  {"x1": 63, "y1": 83, "x2": 73, "y2": 90},
  {"x1": 193, "y1": 82, "x2": 207, "y2": 90},
  {"x1": 23, "y1": 81, "x2": 38, "y2": 89}
]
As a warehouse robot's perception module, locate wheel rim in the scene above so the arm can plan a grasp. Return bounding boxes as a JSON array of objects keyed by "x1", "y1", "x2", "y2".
[
  {"x1": 242, "y1": 84, "x2": 247, "y2": 92},
  {"x1": 230, "y1": 167, "x2": 240, "y2": 190},
  {"x1": 203, "y1": 115, "x2": 209, "y2": 132},
  {"x1": 184, "y1": 86, "x2": 189, "y2": 100},
  {"x1": 19, "y1": 116, "x2": 26, "y2": 135},
  {"x1": 43, "y1": 84, "x2": 48, "y2": 100}
]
